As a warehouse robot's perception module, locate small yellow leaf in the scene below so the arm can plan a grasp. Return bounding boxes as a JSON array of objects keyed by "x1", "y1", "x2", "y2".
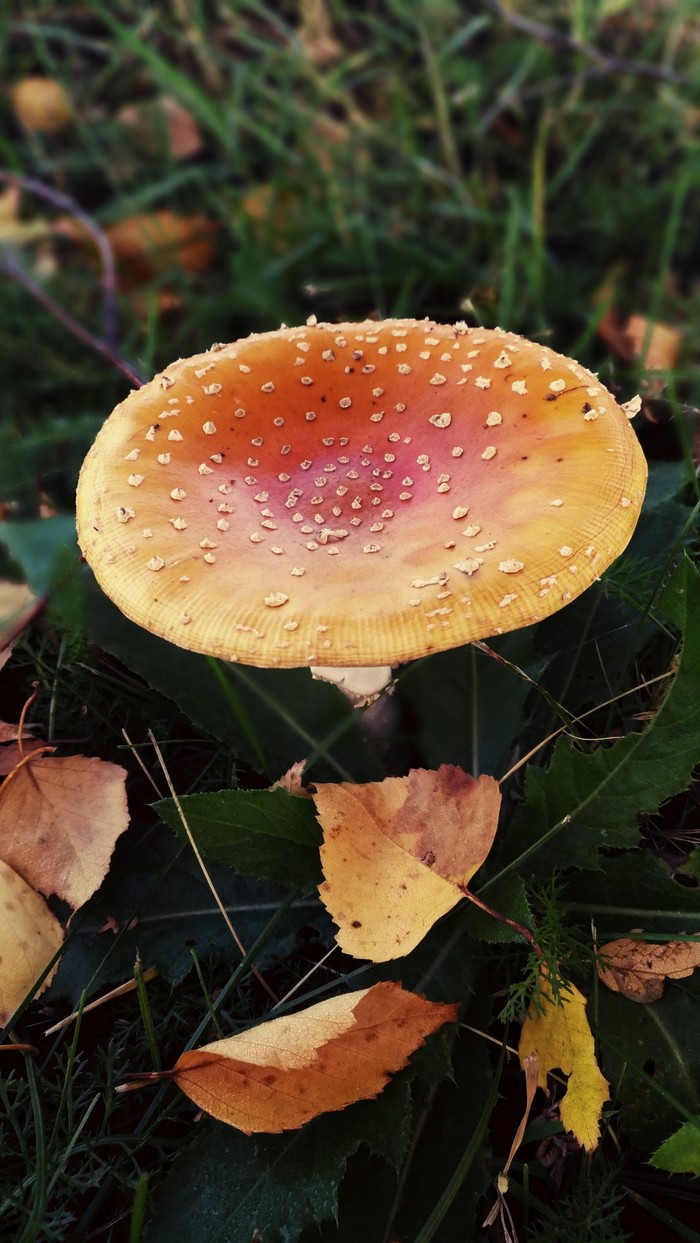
[
  {"x1": 0, "y1": 858, "x2": 63, "y2": 1027},
  {"x1": 519, "y1": 977, "x2": 609, "y2": 1152},
  {"x1": 316, "y1": 766, "x2": 500, "y2": 961},
  {"x1": 598, "y1": 936, "x2": 700, "y2": 1003},
  {"x1": 172, "y1": 981, "x2": 457, "y2": 1133},
  {"x1": 0, "y1": 754, "x2": 129, "y2": 908}
]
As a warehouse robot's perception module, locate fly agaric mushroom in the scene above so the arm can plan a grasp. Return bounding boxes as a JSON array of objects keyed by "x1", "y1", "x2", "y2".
[{"x1": 76, "y1": 318, "x2": 647, "y2": 679}]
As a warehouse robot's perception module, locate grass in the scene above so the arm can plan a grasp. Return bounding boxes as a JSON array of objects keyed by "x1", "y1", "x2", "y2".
[{"x1": 1, "y1": 1, "x2": 700, "y2": 1239}]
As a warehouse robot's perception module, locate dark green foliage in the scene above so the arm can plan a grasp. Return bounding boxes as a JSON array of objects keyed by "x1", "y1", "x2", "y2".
[
  {"x1": 155, "y1": 788, "x2": 323, "y2": 889},
  {"x1": 502, "y1": 558, "x2": 700, "y2": 873}
]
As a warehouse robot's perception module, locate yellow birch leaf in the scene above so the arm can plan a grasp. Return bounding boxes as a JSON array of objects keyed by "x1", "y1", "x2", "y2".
[
  {"x1": 0, "y1": 858, "x2": 63, "y2": 1026},
  {"x1": 598, "y1": 936, "x2": 700, "y2": 1003},
  {"x1": 519, "y1": 977, "x2": 609, "y2": 1153},
  {"x1": 172, "y1": 981, "x2": 457, "y2": 1133},
  {"x1": 0, "y1": 754, "x2": 129, "y2": 909},
  {"x1": 316, "y1": 766, "x2": 500, "y2": 961}
]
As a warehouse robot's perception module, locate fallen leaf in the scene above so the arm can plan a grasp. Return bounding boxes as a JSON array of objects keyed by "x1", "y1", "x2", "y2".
[
  {"x1": 598, "y1": 309, "x2": 681, "y2": 397},
  {"x1": 298, "y1": 0, "x2": 343, "y2": 65},
  {"x1": 10, "y1": 77, "x2": 72, "y2": 133},
  {"x1": 117, "y1": 95, "x2": 203, "y2": 160},
  {"x1": 316, "y1": 766, "x2": 500, "y2": 961},
  {"x1": 0, "y1": 581, "x2": 38, "y2": 646},
  {"x1": 0, "y1": 857, "x2": 63, "y2": 1027},
  {"x1": 519, "y1": 977, "x2": 609, "y2": 1152},
  {"x1": 270, "y1": 760, "x2": 311, "y2": 797},
  {"x1": 0, "y1": 735, "x2": 47, "y2": 776},
  {"x1": 57, "y1": 210, "x2": 219, "y2": 289},
  {"x1": 0, "y1": 187, "x2": 47, "y2": 246},
  {"x1": 172, "y1": 981, "x2": 457, "y2": 1133},
  {"x1": 597, "y1": 936, "x2": 700, "y2": 1003},
  {"x1": 623, "y1": 315, "x2": 682, "y2": 373},
  {"x1": 0, "y1": 754, "x2": 129, "y2": 908}
]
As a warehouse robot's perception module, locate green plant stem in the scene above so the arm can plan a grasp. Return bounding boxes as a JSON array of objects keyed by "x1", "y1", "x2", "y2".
[{"x1": 414, "y1": 1038, "x2": 506, "y2": 1242}]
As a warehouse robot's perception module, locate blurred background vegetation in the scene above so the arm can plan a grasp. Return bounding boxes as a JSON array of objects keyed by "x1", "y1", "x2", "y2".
[
  {"x1": 2, "y1": 2, "x2": 700, "y2": 1240},
  {"x1": 2, "y1": 0, "x2": 699, "y2": 517}
]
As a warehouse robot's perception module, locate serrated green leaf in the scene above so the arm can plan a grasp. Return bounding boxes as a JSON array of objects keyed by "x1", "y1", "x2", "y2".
[
  {"x1": 148, "y1": 1077, "x2": 414, "y2": 1243},
  {"x1": 563, "y1": 852, "x2": 700, "y2": 936},
  {"x1": 156, "y1": 788, "x2": 323, "y2": 889},
  {"x1": 49, "y1": 828, "x2": 319, "y2": 1001},
  {"x1": 679, "y1": 849, "x2": 700, "y2": 881},
  {"x1": 595, "y1": 976, "x2": 700, "y2": 1149},
  {"x1": 650, "y1": 1120, "x2": 700, "y2": 1175},
  {"x1": 501, "y1": 557, "x2": 700, "y2": 874}
]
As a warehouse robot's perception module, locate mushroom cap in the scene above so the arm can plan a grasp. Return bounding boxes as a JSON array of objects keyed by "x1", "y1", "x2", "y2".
[{"x1": 76, "y1": 318, "x2": 647, "y2": 668}]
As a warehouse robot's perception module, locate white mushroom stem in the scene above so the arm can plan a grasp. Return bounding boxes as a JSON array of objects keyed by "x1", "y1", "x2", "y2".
[{"x1": 310, "y1": 664, "x2": 394, "y2": 708}]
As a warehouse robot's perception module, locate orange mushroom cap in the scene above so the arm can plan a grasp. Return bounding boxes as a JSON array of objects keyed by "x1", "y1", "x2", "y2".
[{"x1": 76, "y1": 318, "x2": 647, "y2": 668}]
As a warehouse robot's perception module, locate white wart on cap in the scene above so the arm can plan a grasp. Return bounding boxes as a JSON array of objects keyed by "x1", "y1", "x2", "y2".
[{"x1": 76, "y1": 318, "x2": 647, "y2": 668}]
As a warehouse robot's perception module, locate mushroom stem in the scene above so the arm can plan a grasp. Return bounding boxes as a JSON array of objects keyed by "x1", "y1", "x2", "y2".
[{"x1": 310, "y1": 664, "x2": 394, "y2": 708}]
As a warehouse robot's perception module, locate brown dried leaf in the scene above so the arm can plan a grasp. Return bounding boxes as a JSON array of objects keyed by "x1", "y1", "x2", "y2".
[
  {"x1": 298, "y1": 0, "x2": 343, "y2": 65},
  {"x1": 270, "y1": 760, "x2": 310, "y2": 797},
  {"x1": 0, "y1": 735, "x2": 47, "y2": 776},
  {"x1": 625, "y1": 315, "x2": 682, "y2": 373},
  {"x1": 597, "y1": 936, "x2": 700, "y2": 1003},
  {"x1": 0, "y1": 754, "x2": 129, "y2": 908},
  {"x1": 598, "y1": 309, "x2": 682, "y2": 397},
  {"x1": 0, "y1": 858, "x2": 63, "y2": 1027},
  {"x1": 172, "y1": 981, "x2": 457, "y2": 1132},
  {"x1": 117, "y1": 95, "x2": 203, "y2": 160},
  {"x1": 10, "y1": 77, "x2": 72, "y2": 133},
  {"x1": 316, "y1": 766, "x2": 500, "y2": 961},
  {"x1": 57, "y1": 210, "x2": 219, "y2": 288}
]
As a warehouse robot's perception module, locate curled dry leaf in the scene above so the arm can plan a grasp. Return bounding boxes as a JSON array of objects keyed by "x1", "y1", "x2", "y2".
[
  {"x1": 269, "y1": 760, "x2": 311, "y2": 797},
  {"x1": 316, "y1": 765, "x2": 500, "y2": 961},
  {"x1": 172, "y1": 981, "x2": 457, "y2": 1133},
  {"x1": 0, "y1": 754, "x2": 129, "y2": 909},
  {"x1": 597, "y1": 936, "x2": 700, "y2": 1003},
  {"x1": 519, "y1": 977, "x2": 609, "y2": 1153},
  {"x1": 10, "y1": 77, "x2": 72, "y2": 133},
  {"x1": 0, "y1": 858, "x2": 63, "y2": 1027}
]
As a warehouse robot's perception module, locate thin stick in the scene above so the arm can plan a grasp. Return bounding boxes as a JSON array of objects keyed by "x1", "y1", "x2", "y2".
[
  {"x1": 121, "y1": 728, "x2": 166, "y2": 800},
  {"x1": 16, "y1": 688, "x2": 38, "y2": 760},
  {"x1": 44, "y1": 968, "x2": 159, "y2": 1037},
  {"x1": 0, "y1": 170, "x2": 120, "y2": 349},
  {"x1": 272, "y1": 945, "x2": 338, "y2": 1012},
  {"x1": 498, "y1": 669, "x2": 673, "y2": 785},
  {"x1": 147, "y1": 730, "x2": 278, "y2": 1002},
  {"x1": 486, "y1": 0, "x2": 692, "y2": 86},
  {"x1": 0, "y1": 254, "x2": 144, "y2": 389}
]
